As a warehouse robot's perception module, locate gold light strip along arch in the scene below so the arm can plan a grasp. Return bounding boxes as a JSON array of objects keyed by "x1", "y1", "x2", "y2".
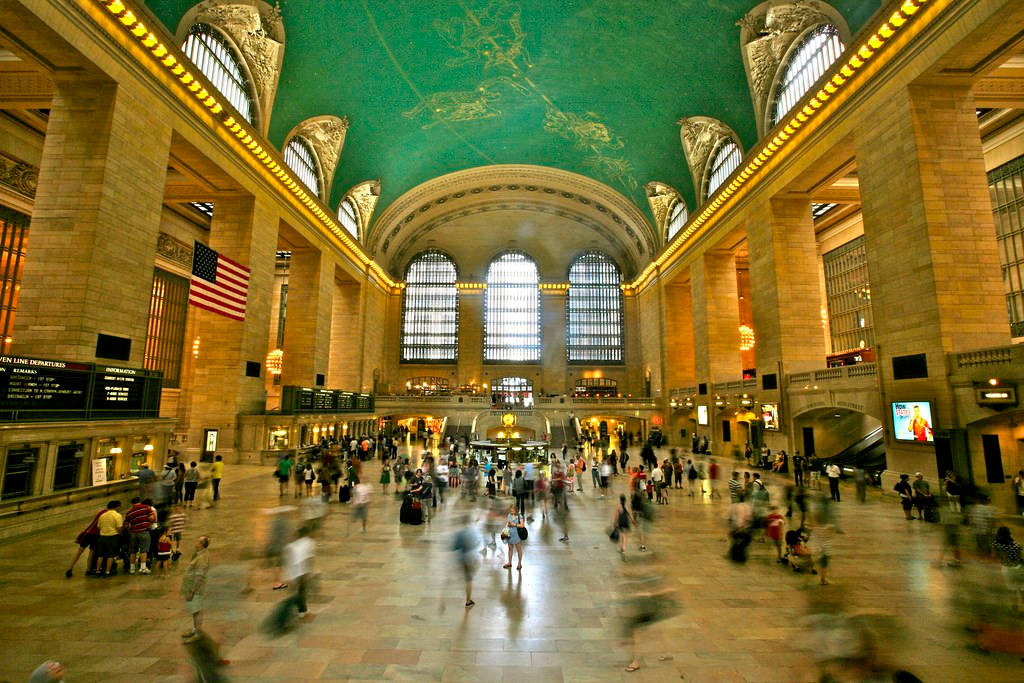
[{"x1": 87, "y1": 0, "x2": 398, "y2": 289}]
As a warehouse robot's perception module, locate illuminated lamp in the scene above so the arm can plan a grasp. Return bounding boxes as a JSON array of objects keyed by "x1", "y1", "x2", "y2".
[
  {"x1": 739, "y1": 324, "x2": 756, "y2": 351},
  {"x1": 265, "y1": 349, "x2": 283, "y2": 375}
]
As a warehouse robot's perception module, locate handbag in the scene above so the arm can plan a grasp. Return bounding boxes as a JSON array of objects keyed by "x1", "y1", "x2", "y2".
[
  {"x1": 499, "y1": 525, "x2": 510, "y2": 542},
  {"x1": 518, "y1": 526, "x2": 528, "y2": 541},
  {"x1": 608, "y1": 527, "x2": 620, "y2": 543}
]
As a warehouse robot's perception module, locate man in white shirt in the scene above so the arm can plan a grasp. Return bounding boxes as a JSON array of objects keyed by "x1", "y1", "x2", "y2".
[
  {"x1": 651, "y1": 464, "x2": 665, "y2": 504},
  {"x1": 283, "y1": 526, "x2": 315, "y2": 617},
  {"x1": 826, "y1": 463, "x2": 842, "y2": 502}
]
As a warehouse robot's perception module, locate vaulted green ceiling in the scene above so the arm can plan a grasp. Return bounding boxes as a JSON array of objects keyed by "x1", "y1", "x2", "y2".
[{"x1": 147, "y1": 0, "x2": 880, "y2": 228}]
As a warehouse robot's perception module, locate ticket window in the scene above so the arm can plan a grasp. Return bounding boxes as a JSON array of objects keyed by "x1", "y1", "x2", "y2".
[
  {"x1": 1, "y1": 447, "x2": 39, "y2": 499},
  {"x1": 52, "y1": 443, "x2": 85, "y2": 491},
  {"x1": 269, "y1": 428, "x2": 289, "y2": 449}
]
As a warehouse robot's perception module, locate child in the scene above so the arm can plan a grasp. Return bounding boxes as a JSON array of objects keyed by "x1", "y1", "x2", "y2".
[
  {"x1": 155, "y1": 527, "x2": 173, "y2": 577},
  {"x1": 168, "y1": 504, "x2": 186, "y2": 559},
  {"x1": 764, "y1": 506, "x2": 786, "y2": 562},
  {"x1": 566, "y1": 466, "x2": 576, "y2": 494}
]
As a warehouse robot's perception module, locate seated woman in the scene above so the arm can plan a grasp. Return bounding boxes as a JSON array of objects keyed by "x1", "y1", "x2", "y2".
[{"x1": 784, "y1": 529, "x2": 816, "y2": 574}]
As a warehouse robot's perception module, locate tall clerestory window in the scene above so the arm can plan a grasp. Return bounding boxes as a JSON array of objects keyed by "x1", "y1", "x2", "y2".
[
  {"x1": 567, "y1": 251, "x2": 623, "y2": 363},
  {"x1": 769, "y1": 24, "x2": 845, "y2": 128},
  {"x1": 182, "y1": 24, "x2": 256, "y2": 125},
  {"x1": 705, "y1": 140, "x2": 742, "y2": 199},
  {"x1": 484, "y1": 252, "x2": 540, "y2": 362},
  {"x1": 401, "y1": 251, "x2": 459, "y2": 362},
  {"x1": 337, "y1": 199, "x2": 359, "y2": 239},
  {"x1": 283, "y1": 137, "x2": 321, "y2": 198},
  {"x1": 665, "y1": 201, "x2": 688, "y2": 242}
]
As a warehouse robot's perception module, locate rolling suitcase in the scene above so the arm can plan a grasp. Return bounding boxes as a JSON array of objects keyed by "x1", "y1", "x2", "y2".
[{"x1": 338, "y1": 485, "x2": 351, "y2": 503}]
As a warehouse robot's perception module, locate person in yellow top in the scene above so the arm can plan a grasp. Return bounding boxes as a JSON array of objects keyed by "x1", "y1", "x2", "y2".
[
  {"x1": 95, "y1": 500, "x2": 123, "y2": 578},
  {"x1": 211, "y1": 455, "x2": 224, "y2": 503}
]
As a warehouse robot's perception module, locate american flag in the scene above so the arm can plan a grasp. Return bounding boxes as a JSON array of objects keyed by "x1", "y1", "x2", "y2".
[{"x1": 189, "y1": 241, "x2": 250, "y2": 321}]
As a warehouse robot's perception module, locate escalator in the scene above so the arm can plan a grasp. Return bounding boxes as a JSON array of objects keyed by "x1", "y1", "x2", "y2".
[{"x1": 818, "y1": 427, "x2": 886, "y2": 474}]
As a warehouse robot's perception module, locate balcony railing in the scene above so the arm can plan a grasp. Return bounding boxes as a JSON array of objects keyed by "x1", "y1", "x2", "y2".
[{"x1": 372, "y1": 395, "x2": 663, "y2": 409}]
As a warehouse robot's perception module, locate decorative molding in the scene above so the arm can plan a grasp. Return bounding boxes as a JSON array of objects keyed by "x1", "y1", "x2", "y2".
[
  {"x1": 644, "y1": 182, "x2": 683, "y2": 240},
  {"x1": 183, "y1": 1, "x2": 286, "y2": 135},
  {"x1": 369, "y1": 165, "x2": 656, "y2": 265},
  {"x1": 285, "y1": 115, "x2": 348, "y2": 198},
  {"x1": 677, "y1": 117, "x2": 739, "y2": 204},
  {"x1": 0, "y1": 153, "x2": 38, "y2": 199},
  {"x1": 738, "y1": 1, "x2": 851, "y2": 137},
  {"x1": 156, "y1": 232, "x2": 194, "y2": 269},
  {"x1": 345, "y1": 179, "x2": 381, "y2": 238}
]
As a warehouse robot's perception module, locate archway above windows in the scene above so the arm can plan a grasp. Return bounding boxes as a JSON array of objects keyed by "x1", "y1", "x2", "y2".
[
  {"x1": 283, "y1": 115, "x2": 349, "y2": 200},
  {"x1": 177, "y1": 1, "x2": 285, "y2": 136},
  {"x1": 678, "y1": 117, "x2": 743, "y2": 205},
  {"x1": 644, "y1": 182, "x2": 688, "y2": 245},
  {"x1": 738, "y1": 1, "x2": 850, "y2": 137},
  {"x1": 339, "y1": 179, "x2": 381, "y2": 242}
]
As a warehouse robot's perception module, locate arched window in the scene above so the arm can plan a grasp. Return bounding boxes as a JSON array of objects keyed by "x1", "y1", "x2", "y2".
[
  {"x1": 401, "y1": 251, "x2": 458, "y2": 362},
  {"x1": 666, "y1": 201, "x2": 688, "y2": 241},
  {"x1": 485, "y1": 252, "x2": 540, "y2": 362},
  {"x1": 770, "y1": 24, "x2": 845, "y2": 128},
  {"x1": 567, "y1": 251, "x2": 623, "y2": 363},
  {"x1": 493, "y1": 377, "x2": 534, "y2": 407},
  {"x1": 705, "y1": 139, "x2": 742, "y2": 200},
  {"x1": 337, "y1": 198, "x2": 359, "y2": 239},
  {"x1": 283, "y1": 137, "x2": 320, "y2": 198},
  {"x1": 182, "y1": 24, "x2": 256, "y2": 125}
]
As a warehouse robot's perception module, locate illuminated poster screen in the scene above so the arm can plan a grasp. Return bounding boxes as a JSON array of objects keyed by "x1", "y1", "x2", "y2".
[
  {"x1": 891, "y1": 401, "x2": 934, "y2": 443},
  {"x1": 761, "y1": 402, "x2": 780, "y2": 431},
  {"x1": 697, "y1": 405, "x2": 708, "y2": 426}
]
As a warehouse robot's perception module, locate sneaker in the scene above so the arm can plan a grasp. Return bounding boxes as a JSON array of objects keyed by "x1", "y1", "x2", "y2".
[
  {"x1": 639, "y1": 545, "x2": 647, "y2": 552},
  {"x1": 559, "y1": 536, "x2": 569, "y2": 542},
  {"x1": 129, "y1": 566, "x2": 136, "y2": 575},
  {"x1": 139, "y1": 567, "x2": 151, "y2": 574}
]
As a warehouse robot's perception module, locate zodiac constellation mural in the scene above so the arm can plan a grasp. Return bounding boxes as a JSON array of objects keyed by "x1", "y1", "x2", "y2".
[{"x1": 401, "y1": 0, "x2": 638, "y2": 194}]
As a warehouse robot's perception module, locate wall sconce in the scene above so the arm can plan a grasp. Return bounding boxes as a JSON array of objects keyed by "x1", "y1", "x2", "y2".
[
  {"x1": 739, "y1": 324, "x2": 756, "y2": 351},
  {"x1": 143, "y1": 443, "x2": 154, "y2": 452},
  {"x1": 109, "y1": 446, "x2": 123, "y2": 455},
  {"x1": 192, "y1": 336, "x2": 201, "y2": 358},
  {"x1": 265, "y1": 349, "x2": 283, "y2": 375}
]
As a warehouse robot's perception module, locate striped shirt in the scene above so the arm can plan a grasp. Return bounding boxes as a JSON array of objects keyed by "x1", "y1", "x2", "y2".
[
  {"x1": 125, "y1": 503, "x2": 155, "y2": 534},
  {"x1": 168, "y1": 510, "x2": 186, "y2": 535},
  {"x1": 728, "y1": 478, "x2": 741, "y2": 501}
]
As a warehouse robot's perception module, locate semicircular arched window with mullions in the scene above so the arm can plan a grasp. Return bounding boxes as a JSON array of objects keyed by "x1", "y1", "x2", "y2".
[
  {"x1": 401, "y1": 250, "x2": 459, "y2": 363},
  {"x1": 770, "y1": 23, "x2": 845, "y2": 128},
  {"x1": 181, "y1": 23, "x2": 257, "y2": 126},
  {"x1": 704, "y1": 139, "x2": 743, "y2": 200},
  {"x1": 484, "y1": 252, "x2": 541, "y2": 363},
  {"x1": 567, "y1": 251, "x2": 623, "y2": 363},
  {"x1": 283, "y1": 137, "x2": 321, "y2": 198}
]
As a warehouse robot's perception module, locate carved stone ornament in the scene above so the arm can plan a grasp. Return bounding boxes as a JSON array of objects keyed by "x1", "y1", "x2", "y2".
[
  {"x1": 192, "y1": 1, "x2": 285, "y2": 124},
  {"x1": 644, "y1": 182, "x2": 682, "y2": 236},
  {"x1": 0, "y1": 153, "x2": 38, "y2": 199},
  {"x1": 289, "y1": 116, "x2": 349, "y2": 197},
  {"x1": 156, "y1": 232, "x2": 194, "y2": 269},
  {"x1": 738, "y1": 1, "x2": 842, "y2": 136},
  {"x1": 678, "y1": 116, "x2": 736, "y2": 198},
  {"x1": 346, "y1": 179, "x2": 381, "y2": 237}
]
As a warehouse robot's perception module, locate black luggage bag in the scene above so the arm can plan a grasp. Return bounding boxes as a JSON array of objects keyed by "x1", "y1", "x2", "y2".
[{"x1": 338, "y1": 485, "x2": 351, "y2": 503}]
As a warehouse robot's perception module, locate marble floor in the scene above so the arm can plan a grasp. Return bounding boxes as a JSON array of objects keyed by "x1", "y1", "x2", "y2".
[{"x1": 0, "y1": 454, "x2": 1022, "y2": 682}]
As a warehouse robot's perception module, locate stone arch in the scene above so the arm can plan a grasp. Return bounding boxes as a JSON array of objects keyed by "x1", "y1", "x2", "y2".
[{"x1": 283, "y1": 115, "x2": 349, "y2": 200}]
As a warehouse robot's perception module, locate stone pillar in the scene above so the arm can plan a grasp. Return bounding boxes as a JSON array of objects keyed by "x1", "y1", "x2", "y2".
[
  {"x1": 691, "y1": 251, "x2": 742, "y2": 383},
  {"x1": 747, "y1": 198, "x2": 827, "y2": 375},
  {"x1": 457, "y1": 287, "x2": 484, "y2": 387},
  {"x1": 280, "y1": 246, "x2": 333, "y2": 387},
  {"x1": 857, "y1": 83, "x2": 1008, "y2": 481},
  {"x1": 540, "y1": 288, "x2": 567, "y2": 395},
  {"x1": 181, "y1": 196, "x2": 278, "y2": 461},
  {"x1": 13, "y1": 78, "x2": 171, "y2": 363},
  {"x1": 328, "y1": 278, "x2": 361, "y2": 389},
  {"x1": 664, "y1": 280, "x2": 696, "y2": 389}
]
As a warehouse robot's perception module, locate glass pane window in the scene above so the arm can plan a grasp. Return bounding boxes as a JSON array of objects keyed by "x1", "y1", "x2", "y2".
[
  {"x1": 770, "y1": 24, "x2": 845, "y2": 127},
  {"x1": 666, "y1": 201, "x2": 688, "y2": 241},
  {"x1": 144, "y1": 268, "x2": 189, "y2": 388},
  {"x1": 338, "y1": 199, "x2": 359, "y2": 238},
  {"x1": 283, "y1": 137, "x2": 320, "y2": 198},
  {"x1": 567, "y1": 251, "x2": 623, "y2": 363},
  {"x1": 0, "y1": 208, "x2": 29, "y2": 348},
  {"x1": 988, "y1": 156, "x2": 1024, "y2": 337},
  {"x1": 182, "y1": 24, "x2": 255, "y2": 125},
  {"x1": 401, "y1": 251, "x2": 459, "y2": 362},
  {"x1": 53, "y1": 444, "x2": 83, "y2": 491},
  {"x1": 1, "y1": 447, "x2": 36, "y2": 499},
  {"x1": 705, "y1": 140, "x2": 742, "y2": 199},
  {"x1": 822, "y1": 236, "x2": 874, "y2": 353},
  {"x1": 485, "y1": 252, "x2": 541, "y2": 363}
]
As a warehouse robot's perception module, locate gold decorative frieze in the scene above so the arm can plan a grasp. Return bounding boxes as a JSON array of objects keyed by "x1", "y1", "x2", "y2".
[
  {"x1": 156, "y1": 232, "x2": 194, "y2": 269},
  {"x1": 0, "y1": 153, "x2": 38, "y2": 199}
]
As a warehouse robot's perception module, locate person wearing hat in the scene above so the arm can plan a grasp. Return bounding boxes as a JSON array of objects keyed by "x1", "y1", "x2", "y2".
[{"x1": 893, "y1": 474, "x2": 914, "y2": 520}]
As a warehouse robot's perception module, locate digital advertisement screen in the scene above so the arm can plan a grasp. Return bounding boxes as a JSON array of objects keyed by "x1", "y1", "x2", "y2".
[
  {"x1": 697, "y1": 405, "x2": 708, "y2": 426},
  {"x1": 761, "y1": 402, "x2": 780, "y2": 431},
  {"x1": 891, "y1": 401, "x2": 934, "y2": 443}
]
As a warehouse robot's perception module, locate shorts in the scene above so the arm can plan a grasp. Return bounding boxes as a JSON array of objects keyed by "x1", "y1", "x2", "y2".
[
  {"x1": 157, "y1": 552, "x2": 171, "y2": 562},
  {"x1": 129, "y1": 531, "x2": 151, "y2": 554},
  {"x1": 97, "y1": 534, "x2": 120, "y2": 558},
  {"x1": 352, "y1": 504, "x2": 368, "y2": 521}
]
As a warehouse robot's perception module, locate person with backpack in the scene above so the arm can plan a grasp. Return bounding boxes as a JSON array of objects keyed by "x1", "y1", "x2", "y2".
[{"x1": 686, "y1": 459, "x2": 700, "y2": 500}]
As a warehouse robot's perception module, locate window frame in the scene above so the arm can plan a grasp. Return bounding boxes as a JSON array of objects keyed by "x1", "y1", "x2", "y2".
[
  {"x1": 484, "y1": 251, "x2": 541, "y2": 364},
  {"x1": 400, "y1": 250, "x2": 459, "y2": 364},
  {"x1": 703, "y1": 138, "x2": 742, "y2": 201},
  {"x1": 337, "y1": 198, "x2": 360, "y2": 240},
  {"x1": 566, "y1": 250, "x2": 624, "y2": 364},
  {"x1": 665, "y1": 200, "x2": 688, "y2": 242},
  {"x1": 283, "y1": 136, "x2": 322, "y2": 199},
  {"x1": 181, "y1": 23, "x2": 258, "y2": 127},
  {"x1": 769, "y1": 23, "x2": 845, "y2": 129}
]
